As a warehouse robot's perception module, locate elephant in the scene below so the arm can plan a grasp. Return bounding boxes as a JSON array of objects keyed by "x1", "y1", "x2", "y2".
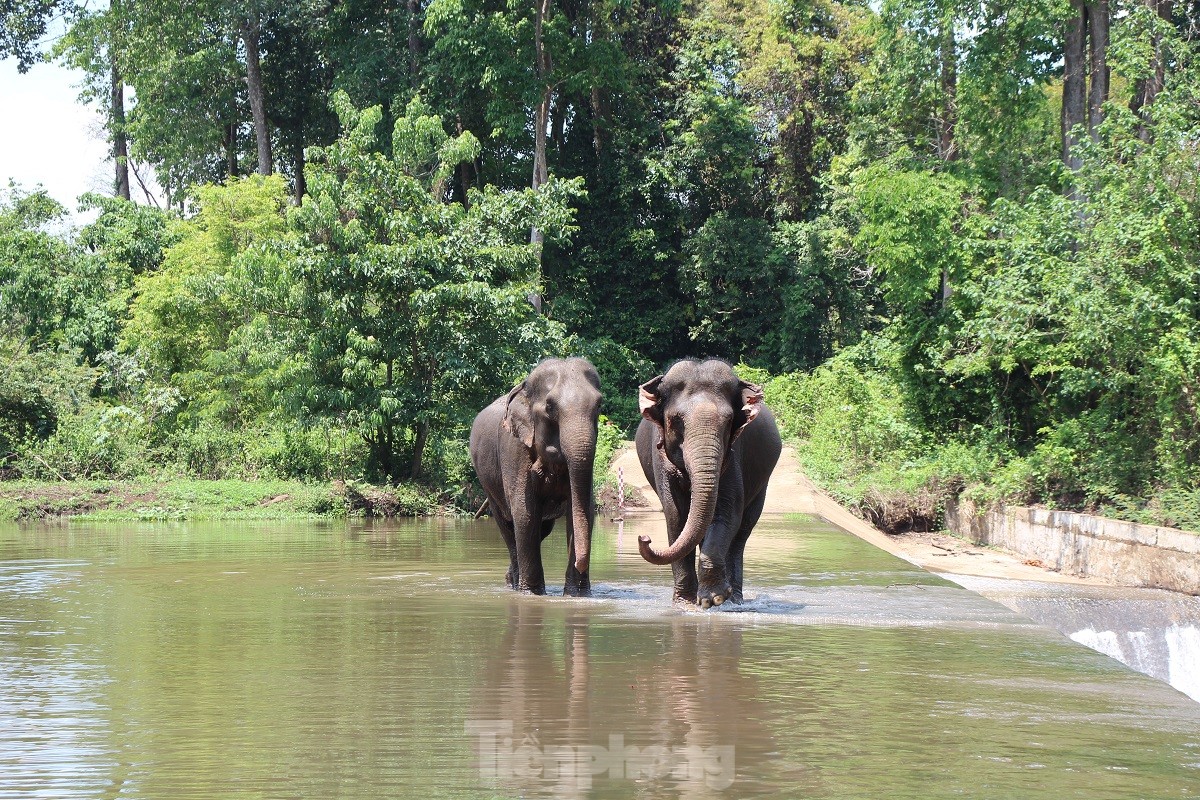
[
  {"x1": 470, "y1": 357, "x2": 602, "y2": 596},
  {"x1": 635, "y1": 359, "x2": 781, "y2": 608}
]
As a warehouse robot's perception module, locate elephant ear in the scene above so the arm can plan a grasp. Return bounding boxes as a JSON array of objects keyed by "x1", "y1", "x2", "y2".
[
  {"x1": 731, "y1": 380, "x2": 764, "y2": 444},
  {"x1": 638, "y1": 375, "x2": 665, "y2": 428},
  {"x1": 503, "y1": 381, "x2": 535, "y2": 449}
]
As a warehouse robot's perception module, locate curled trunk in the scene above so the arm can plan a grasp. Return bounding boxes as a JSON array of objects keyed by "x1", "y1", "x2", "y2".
[{"x1": 639, "y1": 432, "x2": 722, "y2": 565}]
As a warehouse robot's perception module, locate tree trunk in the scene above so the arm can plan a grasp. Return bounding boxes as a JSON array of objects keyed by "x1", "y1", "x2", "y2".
[
  {"x1": 1130, "y1": 0, "x2": 1172, "y2": 142},
  {"x1": 225, "y1": 121, "x2": 238, "y2": 179},
  {"x1": 410, "y1": 420, "x2": 428, "y2": 481},
  {"x1": 937, "y1": 9, "x2": 958, "y2": 164},
  {"x1": 937, "y1": 7, "x2": 957, "y2": 304},
  {"x1": 1087, "y1": 0, "x2": 1109, "y2": 140},
  {"x1": 1061, "y1": 0, "x2": 1087, "y2": 174},
  {"x1": 530, "y1": 0, "x2": 552, "y2": 249},
  {"x1": 456, "y1": 118, "x2": 472, "y2": 208},
  {"x1": 587, "y1": 10, "x2": 609, "y2": 165},
  {"x1": 293, "y1": 138, "x2": 305, "y2": 204},
  {"x1": 242, "y1": 17, "x2": 272, "y2": 175},
  {"x1": 111, "y1": 61, "x2": 130, "y2": 201},
  {"x1": 590, "y1": 86, "x2": 608, "y2": 163},
  {"x1": 407, "y1": 0, "x2": 421, "y2": 77},
  {"x1": 550, "y1": 92, "x2": 566, "y2": 154}
]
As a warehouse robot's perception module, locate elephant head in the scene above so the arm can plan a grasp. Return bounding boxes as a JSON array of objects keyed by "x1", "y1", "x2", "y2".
[
  {"x1": 504, "y1": 357, "x2": 602, "y2": 574},
  {"x1": 637, "y1": 360, "x2": 763, "y2": 565}
]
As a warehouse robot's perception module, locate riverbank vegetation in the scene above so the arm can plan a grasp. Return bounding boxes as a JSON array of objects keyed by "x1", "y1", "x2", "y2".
[{"x1": 2, "y1": 0, "x2": 1199, "y2": 527}]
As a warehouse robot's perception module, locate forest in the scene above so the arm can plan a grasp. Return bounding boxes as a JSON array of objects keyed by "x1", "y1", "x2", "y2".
[{"x1": 2, "y1": 0, "x2": 1199, "y2": 529}]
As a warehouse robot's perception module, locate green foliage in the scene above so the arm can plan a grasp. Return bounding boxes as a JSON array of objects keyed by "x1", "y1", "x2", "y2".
[
  {"x1": 0, "y1": 479, "x2": 351, "y2": 521},
  {"x1": 851, "y1": 164, "x2": 976, "y2": 313},
  {"x1": 9, "y1": 0, "x2": 1200, "y2": 532},
  {"x1": 744, "y1": 341, "x2": 924, "y2": 490},
  {"x1": 0, "y1": 0, "x2": 60, "y2": 71},
  {"x1": 255, "y1": 93, "x2": 583, "y2": 482},
  {"x1": 123, "y1": 175, "x2": 288, "y2": 376},
  {"x1": 77, "y1": 193, "x2": 177, "y2": 276},
  {"x1": 571, "y1": 337, "x2": 655, "y2": 430},
  {"x1": 0, "y1": 336, "x2": 98, "y2": 469},
  {"x1": 594, "y1": 415, "x2": 624, "y2": 476},
  {"x1": 0, "y1": 187, "x2": 75, "y2": 344}
]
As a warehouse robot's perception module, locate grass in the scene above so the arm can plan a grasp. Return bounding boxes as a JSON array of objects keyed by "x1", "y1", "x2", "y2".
[{"x1": 0, "y1": 479, "x2": 442, "y2": 522}]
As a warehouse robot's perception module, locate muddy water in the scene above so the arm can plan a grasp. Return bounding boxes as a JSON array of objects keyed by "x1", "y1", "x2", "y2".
[{"x1": 1, "y1": 514, "x2": 1199, "y2": 799}]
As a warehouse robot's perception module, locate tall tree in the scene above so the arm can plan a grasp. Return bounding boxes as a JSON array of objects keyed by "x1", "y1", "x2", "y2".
[
  {"x1": 1061, "y1": 0, "x2": 1108, "y2": 172},
  {"x1": 1129, "y1": 0, "x2": 1174, "y2": 141},
  {"x1": 241, "y1": 12, "x2": 272, "y2": 175},
  {"x1": 109, "y1": 0, "x2": 130, "y2": 200},
  {"x1": 260, "y1": 94, "x2": 583, "y2": 481},
  {"x1": 530, "y1": 0, "x2": 553, "y2": 253},
  {"x1": 56, "y1": 3, "x2": 136, "y2": 200}
]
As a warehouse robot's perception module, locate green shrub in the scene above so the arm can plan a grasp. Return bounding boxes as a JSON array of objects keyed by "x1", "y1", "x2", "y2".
[
  {"x1": 18, "y1": 405, "x2": 153, "y2": 480},
  {"x1": 748, "y1": 341, "x2": 922, "y2": 493},
  {"x1": 164, "y1": 421, "x2": 248, "y2": 479},
  {"x1": 573, "y1": 337, "x2": 654, "y2": 432},
  {"x1": 244, "y1": 424, "x2": 362, "y2": 482}
]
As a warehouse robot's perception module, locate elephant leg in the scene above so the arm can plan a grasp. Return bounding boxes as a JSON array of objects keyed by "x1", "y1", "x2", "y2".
[
  {"x1": 563, "y1": 514, "x2": 591, "y2": 598},
  {"x1": 660, "y1": 473, "x2": 697, "y2": 605},
  {"x1": 696, "y1": 468, "x2": 745, "y2": 609},
  {"x1": 495, "y1": 511, "x2": 520, "y2": 590},
  {"x1": 509, "y1": 489, "x2": 547, "y2": 595},
  {"x1": 728, "y1": 490, "x2": 766, "y2": 604}
]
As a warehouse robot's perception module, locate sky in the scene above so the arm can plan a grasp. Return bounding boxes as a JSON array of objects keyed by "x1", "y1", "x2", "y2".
[{"x1": 0, "y1": 55, "x2": 114, "y2": 217}]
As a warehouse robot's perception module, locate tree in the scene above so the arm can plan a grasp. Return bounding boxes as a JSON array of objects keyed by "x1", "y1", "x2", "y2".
[
  {"x1": 0, "y1": 0, "x2": 62, "y2": 71},
  {"x1": 256, "y1": 93, "x2": 583, "y2": 481},
  {"x1": 1061, "y1": 0, "x2": 1109, "y2": 174},
  {"x1": 122, "y1": 176, "x2": 287, "y2": 378},
  {"x1": 1127, "y1": 0, "x2": 1175, "y2": 142}
]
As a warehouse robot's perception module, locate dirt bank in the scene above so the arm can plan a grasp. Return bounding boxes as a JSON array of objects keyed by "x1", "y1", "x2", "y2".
[{"x1": 608, "y1": 442, "x2": 1098, "y2": 586}]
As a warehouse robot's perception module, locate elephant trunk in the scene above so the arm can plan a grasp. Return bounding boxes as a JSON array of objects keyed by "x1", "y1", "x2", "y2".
[
  {"x1": 638, "y1": 428, "x2": 722, "y2": 565},
  {"x1": 562, "y1": 420, "x2": 596, "y2": 574}
]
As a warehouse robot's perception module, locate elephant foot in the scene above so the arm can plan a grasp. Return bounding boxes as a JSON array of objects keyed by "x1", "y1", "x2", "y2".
[
  {"x1": 673, "y1": 591, "x2": 698, "y2": 607},
  {"x1": 505, "y1": 568, "x2": 515, "y2": 589},
  {"x1": 673, "y1": 577, "x2": 698, "y2": 607},
  {"x1": 563, "y1": 576, "x2": 591, "y2": 597},
  {"x1": 696, "y1": 584, "x2": 732, "y2": 609},
  {"x1": 516, "y1": 581, "x2": 547, "y2": 595},
  {"x1": 730, "y1": 588, "x2": 744, "y2": 604},
  {"x1": 697, "y1": 558, "x2": 732, "y2": 610}
]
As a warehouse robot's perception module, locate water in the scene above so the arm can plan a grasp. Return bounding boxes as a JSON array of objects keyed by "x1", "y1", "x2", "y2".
[
  {"x1": 1, "y1": 514, "x2": 1199, "y2": 799},
  {"x1": 952, "y1": 574, "x2": 1200, "y2": 705}
]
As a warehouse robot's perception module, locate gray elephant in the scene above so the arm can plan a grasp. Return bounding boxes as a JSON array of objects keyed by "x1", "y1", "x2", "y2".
[
  {"x1": 470, "y1": 357, "x2": 602, "y2": 596},
  {"x1": 635, "y1": 359, "x2": 782, "y2": 608}
]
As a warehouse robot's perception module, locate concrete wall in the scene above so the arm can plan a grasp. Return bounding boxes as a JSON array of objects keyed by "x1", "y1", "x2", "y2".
[{"x1": 944, "y1": 499, "x2": 1200, "y2": 595}]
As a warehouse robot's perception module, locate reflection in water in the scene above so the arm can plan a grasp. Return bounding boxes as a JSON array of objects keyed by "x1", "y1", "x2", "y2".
[
  {"x1": 0, "y1": 560, "x2": 115, "y2": 800},
  {"x1": 2, "y1": 519, "x2": 1200, "y2": 799},
  {"x1": 471, "y1": 600, "x2": 768, "y2": 796}
]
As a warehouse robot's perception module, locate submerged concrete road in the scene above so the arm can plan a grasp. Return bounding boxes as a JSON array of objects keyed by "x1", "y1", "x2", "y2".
[{"x1": 611, "y1": 441, "x2": 1200, "y2": 704}]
